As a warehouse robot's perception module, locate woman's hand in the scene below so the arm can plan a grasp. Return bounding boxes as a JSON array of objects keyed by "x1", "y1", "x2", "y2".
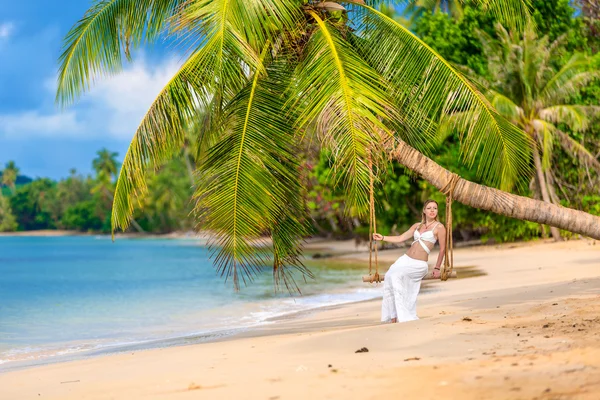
[
  {"x1": 372, "y1": 233, "x2": 384, "y2": 241},
  {"x1": 432, "y1": 268, "x2": 441, "y2": 279}
]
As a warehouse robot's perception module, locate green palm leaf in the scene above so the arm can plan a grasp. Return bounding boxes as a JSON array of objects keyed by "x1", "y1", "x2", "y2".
[
  {"x1": 194, "y1": 45, "x2": 308, "y2": 290},
  {"x1": 372, "y1": 0, "x2": 531, "y2": 30},
  {"x1": 540, "y1": 54, "x2": 600, "y2": 105},
  {"x1": 355, "y1": 4, "x2": 532, "y2": 190},
  {"x1": 111, "y1": 0, "x2": 280, "y2": 235},
  {"x1": 554, "y1": 129, "x2": 600, "y2": 175},
  {"x1": 539, "y1": 105, "x2": 599, "y2": 133},
  {"x1": 490, "y1": 92, "x2": 524, "y2": 122},
  {"x1": 292, "y1": 12, "x2": 395, "y2": 216},
  {"x1": 57, "y1": 0, "x2": 185, "y2": 106}
]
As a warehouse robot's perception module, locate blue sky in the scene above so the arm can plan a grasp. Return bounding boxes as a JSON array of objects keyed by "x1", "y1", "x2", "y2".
[{"x1": 0, "y1": 0, "x2": 182, "y2": 179}]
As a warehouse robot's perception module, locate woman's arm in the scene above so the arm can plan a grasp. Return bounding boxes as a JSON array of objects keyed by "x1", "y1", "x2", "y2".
[
  {"x1": 432, "y1": 225, "x2": 447, "y2": 278},
  {"x1": 373, "y1": 223, "x2": 419, "y2": 244}
]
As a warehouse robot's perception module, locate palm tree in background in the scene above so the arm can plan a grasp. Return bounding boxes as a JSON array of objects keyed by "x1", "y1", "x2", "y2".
[
  {"x1": 443, "y1": 23, "x2": 600, "y2": 240},
  {"x1": 57, "y1": 0, "x2": 600, "y2": 290},
  {"x1": 91, "y1": 148, "x2": 119, "y2": 203},
  {"x1": 1, "y1": 161, "x2": 20, "y2": 195},
  {"x1": 90, "y1": 148, "x2": 145, "y2": 233},
  {"x1": 92, "y1": 148, "x2": 120, "y2": 179}
]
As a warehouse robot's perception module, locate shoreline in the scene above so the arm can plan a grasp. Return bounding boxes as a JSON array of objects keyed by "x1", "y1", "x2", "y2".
[
  {"x1": 0, "y1": 287, "x2": 383, "y2": 373},
  {"x1": 0, "y1": 229, "x2": 209, "y2": 240},
  {"x1": 1, "y1": 239, "x2": 599, "y2": 399}
]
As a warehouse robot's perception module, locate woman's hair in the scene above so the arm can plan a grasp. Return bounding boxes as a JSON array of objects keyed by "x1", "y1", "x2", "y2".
[{"x1": 420, "y1": 199, "x2": 439, "y2": 225}]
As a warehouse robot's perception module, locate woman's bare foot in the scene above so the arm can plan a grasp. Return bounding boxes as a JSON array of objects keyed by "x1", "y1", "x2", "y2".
[{"x1": 391, "y1": 318, "x2": 397, "y2": 323}]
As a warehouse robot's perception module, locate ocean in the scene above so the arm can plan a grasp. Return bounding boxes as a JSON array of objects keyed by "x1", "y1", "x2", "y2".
[{"x1": 0, "y1": 236, "x2": 380, "y2": 369}]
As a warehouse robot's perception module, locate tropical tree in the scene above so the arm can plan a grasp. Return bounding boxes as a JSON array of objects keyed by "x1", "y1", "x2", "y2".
[
  {"x1": 92, "y1": 148, "x2": 120, "y2": 179},
  {"x1": 0, "y1": 194, "x2": 18, "y2": 232},
  {"x1": 57, "y1": 0, "x2": 600, "y2": 290},
  {"x1": 448, "y1": 23, "x2": 600, "y2": 239},
  {"x1": 10, "y1": 179, "x2": 56, "y2": 230},
  {"x1": 1, "y1": 161, "x2": 20, "y2": 195}
]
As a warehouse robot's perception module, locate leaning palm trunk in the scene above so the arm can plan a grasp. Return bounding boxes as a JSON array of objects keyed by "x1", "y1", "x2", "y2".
[{"x1": 393, "y1": 140, "x2": 600, "y2": 240}]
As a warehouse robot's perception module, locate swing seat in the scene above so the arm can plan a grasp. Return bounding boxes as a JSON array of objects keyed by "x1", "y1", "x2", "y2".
[{"x1": 362, "y1": 270, "x2": 457, "y2": 283}]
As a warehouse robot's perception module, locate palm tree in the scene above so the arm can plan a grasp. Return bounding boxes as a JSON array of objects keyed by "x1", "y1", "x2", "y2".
[
  {"x1": 1, "y1": 161, "x2": 19, "y2": 195},
  {"x1": 56, "y1": 0, "x2": 600, "y2": 290},
  {"x1": 92, "y1": 149, "x2": 120, "y2": 179},
  {"x1": 91, "y1": 149, "x2": 145, "y2": 233},
  {"x1": 447, "y1": 23, "x2": 600, "y2": 240}
]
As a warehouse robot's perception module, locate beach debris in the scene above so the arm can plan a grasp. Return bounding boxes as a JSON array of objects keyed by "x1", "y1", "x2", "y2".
[
  {"x1": 296, "y1": 365, "x2": 308, "y2": 372},
  {"x1": 188, "y1": 383, "x2": 202, "y2": 391},
  {"x1": 543, "y1": 324, "x2": 550, "y2": 328},
  {"x1": 355, "y1": 347, "x2": 369, "y2": 353},
  {"x1": 404, "y1": 357, "x2": 421, "y2": 362},
  {"x1": 60, "y1": 380, "x2": 80, "y2": 384},
  {"x1": 328, "y1": 364, "x2": 332, "y2": 368},
  {"x1": 462, "y1": 317, "x2": 472, "y2": 321},
  {"x1": 331, "y1": 369, "x2": 338, "y2": 373}
]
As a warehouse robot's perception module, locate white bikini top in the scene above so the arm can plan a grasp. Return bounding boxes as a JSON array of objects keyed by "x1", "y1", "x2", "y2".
[{"x1": 412, "y1": 222, "x2": 440, "y2": 254}]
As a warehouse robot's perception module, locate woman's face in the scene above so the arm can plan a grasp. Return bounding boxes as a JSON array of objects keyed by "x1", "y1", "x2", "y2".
[{"x1": 424, "y1": 202, "x2": 438, "y2": 220}]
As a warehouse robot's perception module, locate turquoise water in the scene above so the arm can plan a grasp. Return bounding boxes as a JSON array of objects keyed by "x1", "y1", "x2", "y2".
[{"x1": 0, "y1": 236, "x2": 378, "y2": 367}]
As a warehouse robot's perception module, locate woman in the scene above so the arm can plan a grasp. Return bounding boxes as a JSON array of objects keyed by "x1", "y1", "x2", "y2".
[{"x1": 373, "y1": 199, "x2": 446, "y2": 323}]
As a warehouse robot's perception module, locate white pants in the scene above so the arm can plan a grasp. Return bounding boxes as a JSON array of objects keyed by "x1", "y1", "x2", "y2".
[{"x1": 381, "y1": 254, "x2": 428, "y2": 323}]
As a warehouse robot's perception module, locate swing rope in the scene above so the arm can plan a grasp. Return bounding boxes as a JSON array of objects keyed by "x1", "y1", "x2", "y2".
[
  {"x1": 368, "y1": 152, "x2": 381, "y2": 283},
  {"x1": 440, "y1": 173, "x2": 460, "y2": 281}
]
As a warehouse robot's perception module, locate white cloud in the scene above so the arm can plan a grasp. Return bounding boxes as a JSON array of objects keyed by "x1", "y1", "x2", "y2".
[
  {"x1": 83, "y1": 57, "x2": 182, "y2": 139},
  {"x1": 0, "y1": 56, "x2": 182, "y2": 140},
  {"x1": 0, "y1": 111, "x2": 82, "y2": 138},
  {"x1": 0, "y1": 22, "x2": 14, "y2": 39}
]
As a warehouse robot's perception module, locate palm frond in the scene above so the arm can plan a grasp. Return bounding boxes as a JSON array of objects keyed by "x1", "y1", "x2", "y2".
[
  {"x1": 539, "y1": 105, "x2": 599, "y2": 132},
  {"x1": 473, "y1": 0, "x2": 532, "y2": 31},
  {"x1": 540, "y1": 53, "x2": 600, "y2": 105},
  {"x1": 172, "y1": 0, "x2": 302, "y2": 53},
  {"x1": 372, "y1": 0, "x2": 531, "y2": 29},
  {"x1": 292, "y1": 12, "x2": 395, "y2": 216},
  {"x1": 554, "y1": 128, "x2": 600, "y2": 175},
  {"x1": 56, "y1": 0, "x2": 185, "y2": 106},
  {"x1": 355, "y1": 5, "x2": 532, "y2": 190},
  {"x1": 112, "y1": 0, "x2": 265, "y2": 235},
  {"x1": 270, "y1": 179, "x2": 314, "y2": 293},
  {"x1": 490, "y1": 91, "x2": 524, "y2": 121},
  {"x1": 194, "y1": 45, "x2": 306, "y2": 290}
]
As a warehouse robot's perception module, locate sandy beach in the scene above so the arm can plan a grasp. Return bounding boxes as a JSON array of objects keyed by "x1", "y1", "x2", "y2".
[{"x1": 1, "y1": 239, "x2": 599, "y2": 399}]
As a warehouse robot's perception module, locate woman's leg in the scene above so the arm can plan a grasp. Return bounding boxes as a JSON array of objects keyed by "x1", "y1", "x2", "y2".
[
  {"x1": 381, "y1": 260, "x2": 400, "y2": 323},
  {"x1": 390, "y1": 258, "x2": 428, "y2": 322}
]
